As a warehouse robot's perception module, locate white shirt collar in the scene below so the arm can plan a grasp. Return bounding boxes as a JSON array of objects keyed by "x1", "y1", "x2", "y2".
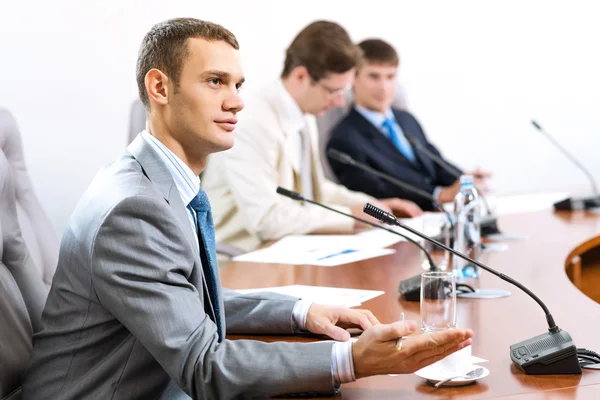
[
  {"x1": 276, "y1": 79, "x2": 307, "y2": 134},
  {"x1": 141, "y1": 130, "x2": 200, "y2": 206},
  {"x1": 354, "y1": 105, "x2": 395, "y2": 132}
]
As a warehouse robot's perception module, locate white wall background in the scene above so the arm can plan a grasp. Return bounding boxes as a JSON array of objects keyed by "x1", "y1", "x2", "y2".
[{"x1": 1, "y1": 0, "x2": 599, "y2": 234}]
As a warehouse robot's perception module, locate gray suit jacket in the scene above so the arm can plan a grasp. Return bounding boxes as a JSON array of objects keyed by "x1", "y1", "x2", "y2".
[{"x1": 22, "y1": 135, "x2": 335, "y2": 399}]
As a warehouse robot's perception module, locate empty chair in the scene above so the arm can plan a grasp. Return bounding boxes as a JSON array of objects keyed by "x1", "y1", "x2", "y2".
[
  {"x1": 0, "y1": 149, "x2": 47, "y2": 400},
  {"x1": 0, "y1": 109, "x2": 59, "y2": 285}
]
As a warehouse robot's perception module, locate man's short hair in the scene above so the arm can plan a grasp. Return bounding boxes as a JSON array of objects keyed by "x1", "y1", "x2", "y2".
[
  {"x1": 281, "y1": 21, "x2": 362, "y2": 81},
  {"x1": 136, "y1": 18, "x2": 239, "y2": 108},
  {"x1": 357, "y1": 39, "x2": 399, "y2": 66}
]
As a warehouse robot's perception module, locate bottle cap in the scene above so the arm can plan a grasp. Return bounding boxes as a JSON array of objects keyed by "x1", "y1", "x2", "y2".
[{"x1": 460, "y1": 175, "x2": 474, "y2": 186}]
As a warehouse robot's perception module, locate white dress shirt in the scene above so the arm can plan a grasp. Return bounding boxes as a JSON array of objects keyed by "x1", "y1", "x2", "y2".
[{"x1": 277, "y1": 80, "x2": 314, "y2": 199}]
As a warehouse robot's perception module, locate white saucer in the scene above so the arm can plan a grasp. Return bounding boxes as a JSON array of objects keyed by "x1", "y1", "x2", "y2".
[{"x1": 415, "y1": 365, "x2": 490, "y2": 387}]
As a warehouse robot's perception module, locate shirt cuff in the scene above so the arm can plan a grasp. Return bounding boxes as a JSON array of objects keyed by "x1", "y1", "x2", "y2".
[
  {"x1": 433, "y1": 186, "x2": 443, "y2": 203},
  {"x1": 291, "y1": 299, "x2": 312, "y2": 332},
  {"x1": 331, "y1": 341, "x2": 356, "y2": 385}
]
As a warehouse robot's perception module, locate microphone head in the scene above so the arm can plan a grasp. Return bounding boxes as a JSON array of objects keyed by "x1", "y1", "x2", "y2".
[
  {"x1": 363, "y1": 203, "x2": 397, "y2": 225},
  {"x1": 276, "y1": 187, "x2": 304, "y2": 201},
  {"x1": 327, "y1": 148, "x2": 355, "y2": 165},
  {"x1": 531, "y1": 120, "x2": 542, "y2": 131}
]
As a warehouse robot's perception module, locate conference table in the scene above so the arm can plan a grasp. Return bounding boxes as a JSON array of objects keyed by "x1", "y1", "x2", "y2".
[{"x1": 221, "y1": 207, "x2": 600, "y2": 399}]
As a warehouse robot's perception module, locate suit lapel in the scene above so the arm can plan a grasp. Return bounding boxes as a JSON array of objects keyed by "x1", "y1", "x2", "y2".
[
  {"x1": 392, "y1": 110, "x2": 437, "y2": 178},
  {"x1": 269, "y1": 80, "x2": 305, "y2": 177},
  {"x1": 127, "y1": 135, "x2": 220, "y2": 327},
  {"x1": 127, "y1": 135, "x2": 199, "y2": 252},
  {"x1": 349, "y1": 108, "x2": 422, "y2": 172}
]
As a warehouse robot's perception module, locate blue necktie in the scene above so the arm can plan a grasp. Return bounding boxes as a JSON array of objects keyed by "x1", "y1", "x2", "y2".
[
  {"x1": 382, "y1": 117, "x2": 416, "y2": 162},
  {"x1": 187, "y1": 189, "x2": 224, "y2": 342}
]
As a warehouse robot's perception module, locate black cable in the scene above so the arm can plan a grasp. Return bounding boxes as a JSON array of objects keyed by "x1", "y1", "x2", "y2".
[{"x1": 577, "y1": 348, "x2": 600, "y2": 368}]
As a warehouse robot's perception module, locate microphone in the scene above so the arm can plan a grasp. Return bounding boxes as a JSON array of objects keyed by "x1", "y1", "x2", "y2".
[
  {"x1": 363, "y1": 202, "x2": 582, "y2": 375},
  {"x1": 404, "y1": 135, "x2": 500, "y2": 235},
  {"x1": 531, "y1": 120, "x2": 600, "y2": 210},
  {"x1": 276, "y1": 187, "x2": 437, "y2": 269},
  {"x1": 404, "y1": 135, "x2": 462, "y2": 180},
  {"x1": 327, "y1": 148, "x2": 454, "y2": 228},
  {"x1": 276, "y1": 187, "x2": 441, "y2": 300}
]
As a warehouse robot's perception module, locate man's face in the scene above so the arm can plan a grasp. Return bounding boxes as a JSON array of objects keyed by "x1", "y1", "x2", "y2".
[
  {"x1": 353, "y1": 62, "x2": 398, "y2": 113},
  {"x1": 166, "y1": 38, "x2": 245, "y2": 156},
  {"x1": 301, "y1": 69, "x2": 355, "y2": 116}
]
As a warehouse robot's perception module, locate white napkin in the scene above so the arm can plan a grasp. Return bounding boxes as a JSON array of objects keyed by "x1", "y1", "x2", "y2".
[{"x1": 416, "y1": 346, "x2": 487, "y2": 377}]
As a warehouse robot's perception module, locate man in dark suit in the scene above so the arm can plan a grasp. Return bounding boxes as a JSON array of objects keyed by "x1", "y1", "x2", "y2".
[{"x1": 327, "y1": 39, "x2": 489, "y2": 211}]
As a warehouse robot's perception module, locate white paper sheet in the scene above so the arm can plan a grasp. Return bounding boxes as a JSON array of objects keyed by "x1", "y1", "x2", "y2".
[
  {"x1": 415, "y1": 345, "x2": 488, "y2": 377},
  {"x1": 236, "y1": 285, "x2": 384, "y2": 307},
  {"x1": 232, "y1": 234, "x2": 395, "y2": 266}
]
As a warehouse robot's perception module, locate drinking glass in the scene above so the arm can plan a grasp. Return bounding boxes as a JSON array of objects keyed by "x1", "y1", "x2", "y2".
[{"x1": 420, "y1": 271, "x2": 457, "y2": 332}]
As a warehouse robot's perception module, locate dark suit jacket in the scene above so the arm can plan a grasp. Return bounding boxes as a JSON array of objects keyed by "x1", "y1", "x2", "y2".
[{"x1": 327, "y1": 107, "x2": 462, "y2": 211}]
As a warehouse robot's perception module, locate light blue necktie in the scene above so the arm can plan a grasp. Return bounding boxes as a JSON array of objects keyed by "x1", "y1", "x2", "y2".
[
  {"x1": 187, "y1": 189, "x2": 224, "y2": 342},
  {"x1": 382, "y1": 117, "x2": 416, "y2": 162}
]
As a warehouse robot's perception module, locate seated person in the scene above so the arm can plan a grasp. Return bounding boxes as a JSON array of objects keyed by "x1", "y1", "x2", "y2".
[
  {"x1": 327, "y1": 39, "x2": 489, "y2": 211},
  {"x1": 203, "y1": 22, "x2": 422, "y2": 253},
  {"x1": 22, "y1": 18, "x2": 472, "y2": 399}
]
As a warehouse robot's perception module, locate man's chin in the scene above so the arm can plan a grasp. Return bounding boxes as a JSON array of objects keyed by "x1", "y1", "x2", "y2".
[
  {"x1": 314, "y1": 108, "x2": 330, "y2": 117},
  {"x1": 211, "y1": 139, "x2": 235, "y2": 154}
]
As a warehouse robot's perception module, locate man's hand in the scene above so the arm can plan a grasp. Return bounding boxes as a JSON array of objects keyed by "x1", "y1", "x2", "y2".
[
  {"x1": 471, "y1": 168, "x2": 492, "y2": 194},
  {"x1": 350, "y1": 198, "x2": 422, "y2": 229},
  {"x1": 305, "y1": 304, "x2": 379, "y2": 341},
  {"x1": 352, "y1": 320, "x2": 473, "y2": 378},
  {"x1": 437, "y1": 180, "x2": 462, "y2": 203},
  {"x1": 471, "y1": 168, "x2": 492, "y2": 181},
  {"x1": 438, "y1": 169, "x2": 493, "y2": 203},
  {"x1": 378, "y1": 198, "x2": 423, "y2": 218}
]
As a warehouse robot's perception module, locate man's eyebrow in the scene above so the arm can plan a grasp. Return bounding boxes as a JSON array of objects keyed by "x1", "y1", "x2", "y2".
[
  {"x1": 200, "y1": 70, "x2": 245, "y2": 85},
  {"x1": 200, "y1": 70, "x2": 231, "y2": 80},
  {"x1": 200, "y1": 70, "x2": 245, "y2": 84}
]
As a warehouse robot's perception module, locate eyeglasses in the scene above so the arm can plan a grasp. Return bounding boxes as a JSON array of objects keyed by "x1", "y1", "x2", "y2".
[{"x1": 316, "y1": 82, "x2": 351, "y2": 99}]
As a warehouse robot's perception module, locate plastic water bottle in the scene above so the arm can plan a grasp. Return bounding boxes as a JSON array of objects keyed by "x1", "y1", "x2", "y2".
[{"x1": 452, "y1": 175, "x2": 481, "y2": 278}]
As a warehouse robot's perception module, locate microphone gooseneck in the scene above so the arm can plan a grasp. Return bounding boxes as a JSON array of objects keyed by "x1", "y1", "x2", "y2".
[
  {"x1": 363, "y1": 203, "x2": 559, "y2": 333},
  {"x1": 276, "y1": 187, "x2": 439, "y2": 270},
  {"x1": 531, "y1": 120, "x2": 598, "y2": 195},
  {"x1": 405, "y1": 135, "x2": 462, "y2": 179},
  {"x1": 404, "y1": 135, "x2": 493, "y2": 216},
  {"x1": 327, "y1": 148, "x2": 454, "y2": 228}
]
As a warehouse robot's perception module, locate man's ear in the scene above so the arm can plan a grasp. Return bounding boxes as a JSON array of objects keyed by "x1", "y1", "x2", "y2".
[
  {"x1": 145, "y1": 68, "x2": 170, "y2": 107},
  {"x1": 290, "y1": 65, "x2": 312, "y2": 85}
]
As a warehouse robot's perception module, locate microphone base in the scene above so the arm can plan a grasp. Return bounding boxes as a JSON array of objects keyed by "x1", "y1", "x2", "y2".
[
  {"x1": 481, "y1": 215, "x2": 501, "y2": 236},
  {"x1": 554, "y1": 196, "x2": 600, "y2": 211},
  {"x1": 510, "y1": 330, "x2": 582, "y2": 374},
  {"x1": 398, "y1": 275, "x2": 422, "y2": 302}
]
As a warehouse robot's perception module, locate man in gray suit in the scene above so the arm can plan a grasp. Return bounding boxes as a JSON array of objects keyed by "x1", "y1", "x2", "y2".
[{"x1": 22, "y1": 18, "x2": 472, "y2": 399}]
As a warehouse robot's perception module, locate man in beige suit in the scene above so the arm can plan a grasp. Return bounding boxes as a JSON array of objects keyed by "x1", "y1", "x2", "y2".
[{"x1": 203, "y1": 21, "x2": 422, "y2": 252}]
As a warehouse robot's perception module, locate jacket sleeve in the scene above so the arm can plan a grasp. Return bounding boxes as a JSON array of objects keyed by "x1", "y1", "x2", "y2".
[{"x1": 91, "y1": 195, "x2": 336, "y2": 399}]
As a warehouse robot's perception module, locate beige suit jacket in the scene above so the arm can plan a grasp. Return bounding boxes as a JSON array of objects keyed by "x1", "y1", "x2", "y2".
[{"x1": 203, "y1": 80, "x2": 373, "y2": 252}]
